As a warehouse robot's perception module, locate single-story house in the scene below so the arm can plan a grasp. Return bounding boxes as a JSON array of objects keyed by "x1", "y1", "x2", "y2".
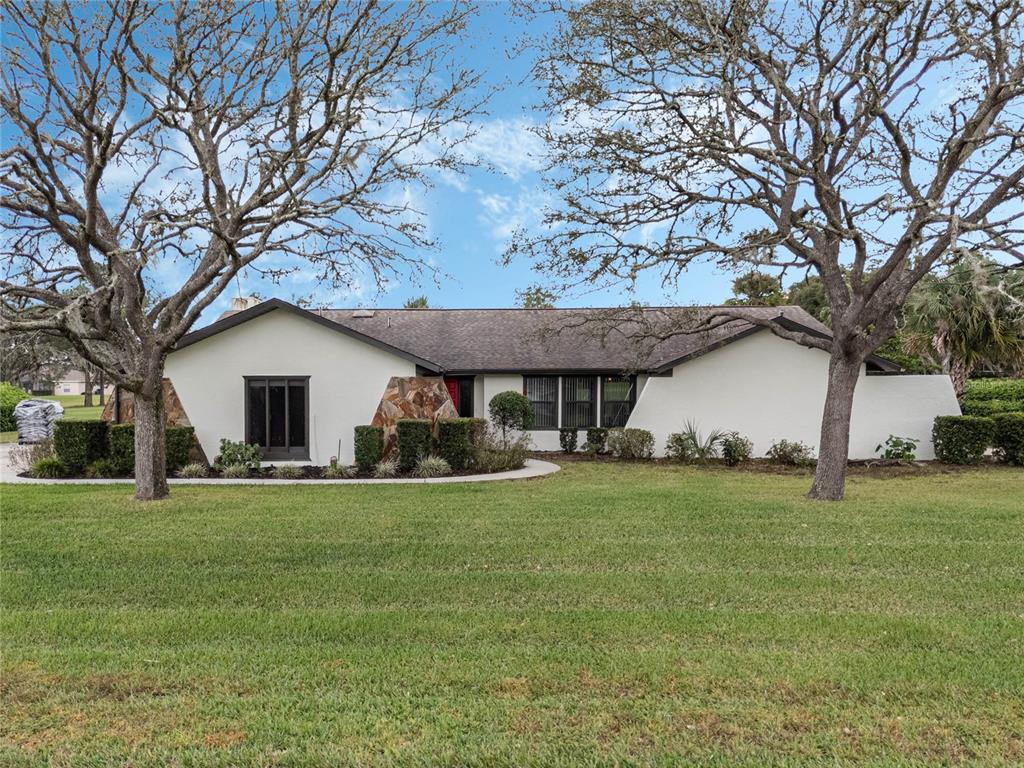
[
  {"x1": 165, "y1": 298, "x2": 960, "y2": 464},
  {"x1": 54, "y1": 369, "x2": 114, "y2": 397}
]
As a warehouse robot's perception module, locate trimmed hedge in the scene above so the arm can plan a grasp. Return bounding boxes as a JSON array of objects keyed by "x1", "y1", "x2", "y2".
[
  {"x1": 0, "y1": 382, "x2": 30, "y2": 432},
  {"x1": 396, "y1": 419, "x2": 432, "y2": 472},
  {"x1": 53, "y1": 420, "x2": 109, "y2": 473},
  {"x1": 354, "y1": 425, "x2": 384, "y2": 472},
  {"x1": 963, "y1": 378, "x2": 1024, "y2": 401},
  {"x1": 558, "y1": 427, "x2": 578, "y2": 453},
  {"x1": 107, "y1": 423, "x2": 196, "y2": 474},
  {"x1": 992, "y1": 413, "x2": 1024, "y2": 465},
  {"x1": 961, "y1": 398, "x2": 1024, "y2": 416},
  {"x1": 109, "y1": 424, "x2": 135, "y2": 474},
  {"x1": 932, "y1": 415, "x2": 993, "y2": 465},
  {"x1": 165, "y1": 427, "x2": 194, "y2": 471},
  {"x1": 585, "y1": 427, "x2": 608, "y2": 454},
  {"x1": 437, "y1": 417, "x2": 482, "y2": 471}
]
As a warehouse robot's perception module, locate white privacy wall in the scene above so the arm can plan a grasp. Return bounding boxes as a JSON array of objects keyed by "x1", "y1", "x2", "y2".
[
  {"x1": 625, "y1": 330, "x2": 960, "y2": 460},
  {"x1": 165, "y1": 309, "x2": 416, "y2": 464}
]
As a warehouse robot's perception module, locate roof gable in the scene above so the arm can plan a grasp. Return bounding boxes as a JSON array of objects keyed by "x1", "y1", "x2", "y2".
[{"x1": 173, "y1": 298, "x2": 442, "y2": 372}]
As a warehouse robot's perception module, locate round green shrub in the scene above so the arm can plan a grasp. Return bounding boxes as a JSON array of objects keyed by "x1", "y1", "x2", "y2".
[
  {"x1": 932, "y1": 415, "x2": 994, "y2": 465},
  {"x1": 606, "y1": 428, "x2": 655, "y2": 460},
  {"x1": 766, "y1": 439, "x2": 815, "y2": 466},
  {"x1": 396, "y1": 419, "x2": 432, "y2": 472},
  {"x1": 0, "y1": 382, "x2": 30, "y2": 432},
  {"x1": 488, "y1": 391, "x2": 534, "y2": 443},
  {"x1": 991, "y1": 413, "x2": 1024, "y2": 465},
  {"x1": 720, "y1": 432, "x2": 754, "y2": 466},
  {"x1": 354, "y1": 425, "x2": 384, "y2": 472}
]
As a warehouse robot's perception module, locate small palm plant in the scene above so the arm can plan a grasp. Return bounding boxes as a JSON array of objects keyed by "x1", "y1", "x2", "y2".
[{"x1": 666, "y1": 421, "x2": 725, "y2": 463}]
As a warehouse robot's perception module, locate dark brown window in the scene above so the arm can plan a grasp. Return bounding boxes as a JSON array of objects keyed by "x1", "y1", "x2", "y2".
[
  {"x1": 562, "y1": 375, "x2": 597, "y2": 429},
  {"x1": 601, "y1": 375, "x2": 636, "y2": 427},
  {"x1": 245, "y1": 377, "x2": 309, "y2": 459},
  {"x1": 524, "y1": 376, "x2": 558, "y2": 428}
]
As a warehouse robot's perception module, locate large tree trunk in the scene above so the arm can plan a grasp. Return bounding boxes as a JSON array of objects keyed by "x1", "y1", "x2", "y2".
[
  {"x1": 808, "y1": 349, "x2": 863, "y2": 501},
  {"x1": 134, "y1": 386, "x2": 169, "y2": 501},
  {"x1": 98, "y1": 372, "x2": 105, "y2": 405},
  {"x1": 949, "y1": 358, "x2": 971, "y2": 399}
]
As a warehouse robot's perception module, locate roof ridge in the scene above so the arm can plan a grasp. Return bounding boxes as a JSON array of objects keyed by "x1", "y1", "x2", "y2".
[{"x1": 321, "y1": 304, "x2": 802, "y2": 312}]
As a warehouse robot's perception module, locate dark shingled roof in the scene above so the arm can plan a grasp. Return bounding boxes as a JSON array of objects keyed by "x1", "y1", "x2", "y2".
[{"x1": 176, "y1": 299, "x2": 899, "y2": 373}]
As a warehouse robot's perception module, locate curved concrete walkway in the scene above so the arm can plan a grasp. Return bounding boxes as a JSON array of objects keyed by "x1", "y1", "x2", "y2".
[{"x1": 0, "y1": 444, "x2": 559, "y2": 485}]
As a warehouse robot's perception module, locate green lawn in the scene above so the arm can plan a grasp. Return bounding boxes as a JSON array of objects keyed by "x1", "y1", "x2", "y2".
[
  {"x1": 2, "y1": 463, "x2": 1022, "y2": 767},
  {"x1": 1, "y1": 394, "x2": 105, "y2": 443}
]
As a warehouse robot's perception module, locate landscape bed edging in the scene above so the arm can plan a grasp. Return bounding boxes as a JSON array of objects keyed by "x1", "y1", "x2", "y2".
[{"x1": 0, "y1": 453, "x2": 560, "y2": 486}]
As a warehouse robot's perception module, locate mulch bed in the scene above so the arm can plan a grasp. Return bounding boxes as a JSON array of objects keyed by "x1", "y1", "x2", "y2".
[
  {"x1": 17, "y1": 464, "x2": 511, "y2": 481},
  {"x1": 533, "y1": 451, "x2": 1017, "y2": 479}
]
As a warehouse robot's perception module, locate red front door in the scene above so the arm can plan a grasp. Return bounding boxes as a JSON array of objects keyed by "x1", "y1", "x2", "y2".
[{"x1": 444, "y1": 378, "x2": 459, "y2": 411}]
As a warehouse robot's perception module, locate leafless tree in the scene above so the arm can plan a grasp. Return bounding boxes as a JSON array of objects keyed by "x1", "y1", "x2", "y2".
[
  {"x1": 513, "y1": 0, "x2": 1024, "y2": 499},
  {"x1": 1, "y1": 0, "x2": 480, "y2": 499}
]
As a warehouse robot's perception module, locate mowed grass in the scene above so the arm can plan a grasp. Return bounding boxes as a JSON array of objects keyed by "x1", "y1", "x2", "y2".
[
  {"x1": 1, "y1": 394, "x2": 105, "y2": 443},
  {"x1": 1, "y1": 463, "x2": 1022, "y2": 767}
]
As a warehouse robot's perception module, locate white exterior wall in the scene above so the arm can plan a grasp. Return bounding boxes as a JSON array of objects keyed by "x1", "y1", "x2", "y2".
[
  {"x1": 165, "y1": 310, "x2": 416, "y2": 464},
  {"x1": 625, "y1": 330, "x2": 959, "y2": 460},
  {"x1": 478, "y1": 373, "x2": 565, "y2": 449}
]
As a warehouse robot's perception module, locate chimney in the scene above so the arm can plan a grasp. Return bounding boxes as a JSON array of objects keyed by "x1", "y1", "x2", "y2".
[{"x1": 230, "y1": 296, "x2": 261, "y2": 312}]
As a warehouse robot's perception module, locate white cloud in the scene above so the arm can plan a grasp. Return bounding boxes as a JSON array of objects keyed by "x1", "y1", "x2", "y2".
[
  {"x1": 476, "y1": 185, "x2": 549, "y2": 246},
  {"x1": 461, "y1": 117, "x2": 546, "y2": 181}
]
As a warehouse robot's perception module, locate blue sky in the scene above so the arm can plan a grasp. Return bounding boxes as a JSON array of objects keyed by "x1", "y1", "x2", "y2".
[{"x1": 228, "y1": 3, "x2": 737, "y2": 317}]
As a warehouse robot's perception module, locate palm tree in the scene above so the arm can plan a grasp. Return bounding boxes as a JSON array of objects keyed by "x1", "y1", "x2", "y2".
[{"x1": 902, "y1": 256, "x2": 1024, "y2": 397}]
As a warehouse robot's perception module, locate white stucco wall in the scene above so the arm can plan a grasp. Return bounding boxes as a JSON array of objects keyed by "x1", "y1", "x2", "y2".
[
  {"x1": 625, "y1": 330, "x2": 960, "y2": 460},
  {"x1": 165, "y1": 309, "x2": 416, "y2": 464}
]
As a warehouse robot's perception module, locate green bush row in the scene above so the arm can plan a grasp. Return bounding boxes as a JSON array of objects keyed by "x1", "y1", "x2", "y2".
[
  {"x1": 933, "y1": 414, "x2": 1024, "y2": 465},
  {"x1": 355, "y1": 418, "x2": 486, "y2": 474},
  {"x1": 963, "y1": 378, "x2": 1024, "y2": 402},
  {"x1": 0, "y1": 382, "x2": 30, "y2": 432},
  {"x1": 960, "y1": 397, "x2": 1024, "y2": 416},
  {"x1": 54, "y1": 420, "x2": 194, "y2": 475}
]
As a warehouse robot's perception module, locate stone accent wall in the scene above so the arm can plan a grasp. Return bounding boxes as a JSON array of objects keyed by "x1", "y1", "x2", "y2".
[
  {"x1": 371, "y1": 376, "x2": 458, "y2": 457},
  {"x1": 101, "y1": 379, "x2": 192, "y2": 426}
]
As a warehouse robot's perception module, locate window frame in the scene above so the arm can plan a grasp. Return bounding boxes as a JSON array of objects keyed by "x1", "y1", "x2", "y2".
[
  {"x1": 522, "y1": 375, "x2": 560, "y2": 430},
  {"x1": 600, "y1": 374, "x2": 636, "y2": 428},
  {"x1": 561, "y1": 374, "x2": 598, "y2": 430},
  {"x1": 243, "y1": 376, "x2": 310, "y2": 460}
]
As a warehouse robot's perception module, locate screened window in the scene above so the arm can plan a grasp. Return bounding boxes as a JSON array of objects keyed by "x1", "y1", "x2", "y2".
[
  {"x1": 524, "y1": 376, "x2": 558, "y2": 428},
  {"x1": 562, "y1": 375, "x2": 597, "y2": 429},
  {"x1": 601, "y1": 375, "x2": 636, "y2": 427},
  {"x1": 245, "y1": 377, "x2": 309, "y2": 459}
]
